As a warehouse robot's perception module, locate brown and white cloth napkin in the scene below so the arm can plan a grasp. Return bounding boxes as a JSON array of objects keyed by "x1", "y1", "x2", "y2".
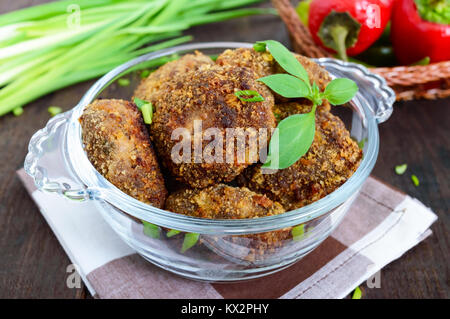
[{"x1": 17, "y1": 169, "x2": 437, "y2": 299}]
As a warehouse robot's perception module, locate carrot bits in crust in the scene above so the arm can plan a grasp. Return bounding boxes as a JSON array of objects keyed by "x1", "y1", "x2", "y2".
[{"x1": 79, "y1": 99, "x2": 167, "y2": 208}]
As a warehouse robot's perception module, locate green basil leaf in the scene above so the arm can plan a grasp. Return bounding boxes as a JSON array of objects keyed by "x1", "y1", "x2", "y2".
[
  {"x1": 142, "y1": 221, "x2": 160, "y2": 239},
  {"x1": 181, "y1": 233, "x2": 199, "y2": 253},
  {"x1": 260, "y1": 40, "x2": 310, "y2": 85},
  {"x1": 323, "y1": 78, "x2": 358, "y2": 105},
  {"x1": 258, "y1": 74, "x2": 310, "y2": 98},
  {"x1": 262, "y1": 112, "x2": 316, "y2": 170}
]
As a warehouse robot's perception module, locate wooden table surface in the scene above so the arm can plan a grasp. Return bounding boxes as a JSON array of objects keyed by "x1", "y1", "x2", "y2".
[{"x1": 0, "y1": 1, "x2": 448, "y2": 299}]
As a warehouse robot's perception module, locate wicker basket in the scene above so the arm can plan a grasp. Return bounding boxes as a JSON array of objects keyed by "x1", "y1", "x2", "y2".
[{"x1": 272, "y1": 0, "x2": 450, "y2": 101}]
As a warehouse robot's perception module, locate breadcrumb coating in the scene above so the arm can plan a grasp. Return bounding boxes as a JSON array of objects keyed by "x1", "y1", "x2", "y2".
[
  {"x1": 165, "y1": 184, "x2": 284, "y2": 219},
  {"x1": 134, "y1": 51, "x2": 213, "y2": 103},
  {"x1": 79, "y1": 99, "x2": 167, "y2": 207},
  {"x1": 165, "y1": 184, "x2": 291, "y2": 261},
  {"x1": 150, "y1": 64, "x2": 276, "y2": 188}
]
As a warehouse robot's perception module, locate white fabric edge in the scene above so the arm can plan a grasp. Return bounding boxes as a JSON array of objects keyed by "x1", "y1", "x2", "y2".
[
  {"x1": 280, "y1": 195, "x2": 437, "y2": 299},
  {"x1": 31, "y1": 190, "x2": 136, "y2": 296},
  {"x1": 338, "y1": 195, "x2": 437, "y2": 298}
]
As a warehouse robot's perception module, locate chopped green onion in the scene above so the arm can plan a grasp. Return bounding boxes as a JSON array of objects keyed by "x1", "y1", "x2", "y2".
[
  {"x1": 234, "y1": 90, "x2": 265, "y2": 102},
  {"x1": 140, "y1": 70, "x2": 151, "y2": 79},
  {"x1": 133, "y1": 97, "x2": 146, "y2": 109},
  {"x1": 141, "y1": 102, "x2": 153, "y2": 124},
  {"x1": 209, "y1": 54, "x2": 219, "y2": 61},
  {"x1": 292, "y1": 224, "x2": 305, "y2": 241},
  {"x1": 166, "y1": 229, "x2": 181, "y2": 238},
  {"x1": 352, "y1": 286, "x2": 362, "y2": 299},
  {"x1": 357, "y1": 138, "x2": 367, "y2": 150},
  {"x1": 142, "y1": 220, "x2": 160, "y2": 239},
  {"x1": 411, "y1": 174, "x2": 420, "y2": 187},
  {"x1": 48, "y1": 106, "x2": 62, "y2": 116},
  {"x1": 117, "y1": 78, "x2": 130, "y2": 86},
  {"x1": 181, "y1": 233, "x2": 199, "y2": 253},
  {"x1": 395, "y1": 164, "x2": 407, "y2": 175},
  {"x1": 12, "y1": 106, "x2": 23, "y2": 116},
  {"x1": 253, "y1": 42, "x2": 266, "y2": 52}
]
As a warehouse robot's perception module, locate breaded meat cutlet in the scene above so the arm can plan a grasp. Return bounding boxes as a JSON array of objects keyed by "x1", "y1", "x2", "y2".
[
  {"x1": 79, "y1": 99, "x2": 167, "y2": 207},
  {"x1": 134, "y1": 51, "x2": 214, "y2": 103},
  {"x1": 238, "y1": 102, "x2": 362, "y2": 211},
  {"x1": 216, "y1": 48, "x2": 332, "y2": 91},
  {"x1": 150, "y1": 64, "x2": 276, "y2": 188},
  {"x1": 165, "y1": 184, "x2": 291, "y2": 261},
  {"x1": 165, "y1": 184, "x2": 284, "y2": 219}
]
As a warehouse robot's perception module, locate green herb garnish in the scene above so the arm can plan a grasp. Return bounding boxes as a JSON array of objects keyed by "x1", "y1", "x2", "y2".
[
  {"x1": 258, "y1": 73, "x2": 310, "y2": 98},
  {"x1": 133, "y1": 97, "x2": 153, "y2": 124},
  {"x1": 292, "y1": 224, "x2": 305, "y2": 241},
  {"x1": 48, "y1": 106, "x2": 62, "y2": 117},
  {"x1": 141, "y1": 103, "x2": 153, "y2": 124},
  {"x1": 253, "y1": 42, "x2": 267, "y2": 52},
  {"x1": 323, "y1": 78, "x2": 358, "y2": 105},
  {"x1": 411, "y1": 174, "x2": 420, "y2": 187},
  {"x1": 133, "y1": 97, "x2": 146, "y2": 109},
  {"x1": 256, "y1": 40, "x2": 358, "y2": 170},
  {"x1": 352, "y1": 286, "x2": 362, "y2": 299},
  {"x1": 140, "y1": 70, "x2": 151, "y2": 79},
  {"x1": 357, "y1": 138, "x2": 367, "y2": 150},
  {"x1": 234, "y1": 90, "x2": 265, "y2": 102},
  {"x1": 118, "y1": 78, "x2": 130, "y2": 87},
  {"x1": 142, "y1": 220, "x2": 160, "y2": 239},
  {"x1": 395, "y1": 164, "x2": 408, "y2": 175},
  {"x1": 167, "y1": 229, "x2": 181, "y2": 238},
  {"x1": 181, "y1": 233, "x2": 199, "y2": 253},
  {"x1": 12, "y1": 106, "x2": 23, "y2": 117}
]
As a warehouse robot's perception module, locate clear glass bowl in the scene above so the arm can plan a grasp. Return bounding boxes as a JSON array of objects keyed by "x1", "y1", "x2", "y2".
[{"x1": 24, "y1": 42, "x2": 395, "y2": 281}]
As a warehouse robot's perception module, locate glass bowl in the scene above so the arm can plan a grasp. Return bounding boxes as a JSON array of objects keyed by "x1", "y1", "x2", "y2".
[{"x1": 24, "y1": 42, "x2": 395, "y2": 281}]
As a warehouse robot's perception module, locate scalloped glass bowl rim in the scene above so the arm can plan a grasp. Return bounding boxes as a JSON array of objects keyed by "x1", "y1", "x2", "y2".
[{"x1": 67, "y1": 42, "x2": 379, "y2": 234}]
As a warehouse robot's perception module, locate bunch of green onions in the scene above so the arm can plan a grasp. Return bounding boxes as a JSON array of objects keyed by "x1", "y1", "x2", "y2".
[{"x1": 0, "y1": 0, "x2": 274, "y2": 116}]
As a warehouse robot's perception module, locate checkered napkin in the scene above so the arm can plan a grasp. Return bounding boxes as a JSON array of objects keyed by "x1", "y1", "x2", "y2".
[{"x1": 17, "y1": 169, "x2": 437, "y2": 299}]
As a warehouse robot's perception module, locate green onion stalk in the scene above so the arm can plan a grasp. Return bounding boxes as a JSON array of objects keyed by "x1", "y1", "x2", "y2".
[{"x1": 0, "y1": 0, "x2": 275, "y2": 116}]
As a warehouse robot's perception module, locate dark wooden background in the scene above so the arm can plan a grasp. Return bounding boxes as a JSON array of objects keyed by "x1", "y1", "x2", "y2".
[{"x1": 0, "y1": 1, "x2": 448, "y2": 299}]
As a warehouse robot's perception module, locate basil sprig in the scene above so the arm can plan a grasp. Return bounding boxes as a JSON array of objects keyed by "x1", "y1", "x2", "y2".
[{"x1": 254, "y1": 40, "x2": 358, "y2": 170}]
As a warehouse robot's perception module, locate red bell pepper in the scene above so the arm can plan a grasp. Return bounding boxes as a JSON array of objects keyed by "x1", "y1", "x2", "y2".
[
  {"x1": 391, "y1": 0, "x2": 450, "y2": 64},
  {"x1": 308, "y1": 0, "x2": 393, "y2": 61}
]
